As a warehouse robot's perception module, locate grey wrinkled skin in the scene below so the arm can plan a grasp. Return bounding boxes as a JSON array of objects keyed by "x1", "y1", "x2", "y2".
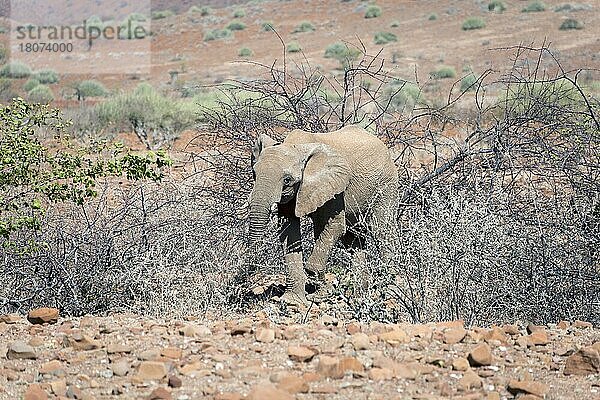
[{"x1": 248, "y1": 125, "x2": 399, "y2": 306}]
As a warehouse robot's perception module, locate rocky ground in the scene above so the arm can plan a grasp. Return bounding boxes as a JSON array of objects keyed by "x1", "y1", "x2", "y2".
[{"x1": 1, "y1": 308, "x2": 599, "y2": 400}]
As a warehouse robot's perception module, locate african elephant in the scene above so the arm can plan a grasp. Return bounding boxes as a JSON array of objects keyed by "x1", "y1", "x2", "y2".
[{"x1": 248, "y1": 125, "x2": 399, "y2": 305}]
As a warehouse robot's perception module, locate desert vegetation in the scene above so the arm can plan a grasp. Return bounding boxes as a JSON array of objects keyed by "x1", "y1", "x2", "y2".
[{"x1": 1, "y1": 39, "x2": 598, "y2": 329}]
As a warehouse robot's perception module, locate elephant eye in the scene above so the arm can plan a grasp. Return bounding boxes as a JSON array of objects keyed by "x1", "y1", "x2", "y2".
[{"x1": 283, "y1": 176, "x2": 293, "y2": 186}]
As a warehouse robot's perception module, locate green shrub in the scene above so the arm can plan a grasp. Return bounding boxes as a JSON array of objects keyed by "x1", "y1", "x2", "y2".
[
  {"x1": 32, "y1": 69, "x2": 59, "y2": 84},
  {"x1": 189, "y1": 6, "x2": 211, "y2": 15},
  {"x1": 127, "y1": 12, "x2": 147, "y2": 21},
  {"x1": 0, "y1": 61, "x2": 32, "y2": 79},
  {"x1": 324, "y1": 42, "x2": 361, "y2": 69},
  {"x1": 95, "y1": 83, "x2": 196, "y2": 145},
  {"x1": 428, "y1": 13, "x2": 438, "y2": 21},
  {"x1": 238, "y1": 47, "x2": 253, "y2": 57},
  {"x1": 0, "y1": 46, "x2": 6, "y2": 63},
  {"x1": 292, "y1": 21, "x2": 315, "y2": 33},
  {"x1": 460, "y1": 74, "x2": 479, "y2": 91},
  {"x1": 374, "y1": 31, "x2": 397, "y2": 45},
  {"x1": 365, "y1": 5, "x2": 382, "y2": 18},
  {"x1": 488, "y1": 0, "x2": 507, "y2": 12},
  {"x1": 204, "y1": 29, "x2": 232, "y2": 41},
  {"x1": 227, "y1": 21, "x2": 246, "y2": 31},
  {"x1": 27, "y1": 84, "x2": 54, "y2": 103},
  {"x1": 151, "y1": 10, "x2": 174, "y2": 20},
  {"x1": 287, "y1": 41, "x2": 302, "y2": 53},
  {"x1": 559, "y1": 18, "x2": 583, "y2": 30},
  {"x1": 522, "y1": 1, "x2": 546, "y2": 12},
  {"x1": 76, "y1": 80, "x2": 108, "y2": 99},
  {"x1": 382, "y1": 80, "x2": 422, "y2": 112},
  {"x1": 233, "y1": 8, "x2": 245, "y2": 18},
  {"x1": 23, "y1": 78, "x2": 40, "y2": 92},
  {"x1": 462, "y1": 17, "x2": 486, "y2": 30},
  {"x1": 431, "y1": 66, "x2": 457, "y2": 79},
  {"x1": 0, "y1": 98, "x2": 170, "y2": 241},
  {"x1": 500, "y1": 78, "x2": 582, "y2": 117},
  {"x1": 390, "y1": 20, "x2": 400, "y2": 28},
  {"x1": 261, "y1": 21, "x2": 275, "y2": 32},
  {"x1": 118, "y1": 19, "x2": 147, "y2": 39}
]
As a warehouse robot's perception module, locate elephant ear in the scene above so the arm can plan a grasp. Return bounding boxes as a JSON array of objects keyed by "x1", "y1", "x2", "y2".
[
  {"x1": 295, "y1": 144, "x2": 351, "y2": 217},
  {"x1": 251, "y1": 133, "x2": 278, "y2": 165}
]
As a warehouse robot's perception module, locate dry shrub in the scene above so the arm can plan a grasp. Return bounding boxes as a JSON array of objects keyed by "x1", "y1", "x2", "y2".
[{"x1": 1, "y1": 43, "x2": 599, "y2": 325}]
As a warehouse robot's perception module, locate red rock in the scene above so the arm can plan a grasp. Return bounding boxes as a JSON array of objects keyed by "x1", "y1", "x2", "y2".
[
  {"x1": 136, "y1": 361, "x2": 167, "y2": 381},
  {"x1": 443, "y1": 327, "x2": 467, "y2": 344},
  {"x1": 346, "y1": 322, "x2": 361, "y2": 335},
  {"x1": 452, "y1": 357, "x2": 470, "y2": 371},
  {"x1": 339, "y1": 357, "x2": 364, "y2": 374},
  {"x1": 311, "y1": 382, "x2": 338, "y2": 394},
  {"x1": 167, "y1": 375, "x2": 182, "y2": 388},
  {"x1": 573, "y1": 320, "x2": 593, "y2": 329},
  {"x1": 287, "y1": 346, "x2": 316, "y2": 362},
  {"x1": 64, "y1": 333, "x2": 101, "y2": 351},
  {"x1": 503, "y1": 324, "x2": 520, "y2": 335},
  {"x1": 246, "y1": 383, "x2": 294, "y2": 400},
  {"x1": 526, "y1": 323, "x2": 544, "y2": 334},
  {"x1": 0, "y1": 314, "x2": 20, "y2": 324},
  {"x1": 507, "y1": 380, "x2": 548, "y2": 397},
  {"x1": 350, "y1": 332, "x2": 370, "y2": 350},
  {"x1": 214, "y1": 393, "x2": 242, "y2": 400},
  {"x1": 563, "y1": 347, "x2": 600, "y2": 375},
  {"x1": 277, "y1": 374, "x2": 309, "y2": 394},
  {"x1": 49, "y1": 380, "x2": 67, "y2": 396},
  {"x1": 39, "y1": 360, "x2": 64, "y2": 375},
  {"x1": 255, "y1": 328, "x2": 275, "y2": 343},
  {"x1": 467, "y1": 343, "x2": 493, "y2": 366},
  {"x1": 437, "y1": 320, "x2": 464, "y2": 329},
  {"x1": 24, "y1": 384, "x2": 48, "y2": 400},
  {"x1": 147, "y1": 387, "x2": 172, "y2": 400},
  {"x1": 368, "y1": 367, "x2": 394, "y2": 381},
  {"x1": 317, "y1": 355, "x2": 344, "y2": 379},
  {"x1": 6, "y1": 341, "x2": 36, "y2": 360},
  {"x1": 160, "y1": 347, "x2": 182, "y2": 360},
  {"x1": 557, "y1": 320, "x2": 569, "y2": 330},
  {"x1": 484, "y1": 326, "x2": 509, "y2": 344},
  {"x1": 106, "y1": 343, "x2": 132, "y2": 354},
  {"x1": 458, "y1": 370, "x2": 482, "y2": 390},
  {"x1": 528, "y1": 330, "x2": 550, "y2": 346},
  {"x1": 27, "y1": 308, "x2": 59, "y2": 325},
  {"x1": 379, "y1": 329, "x2": 409, "y2": 345}
]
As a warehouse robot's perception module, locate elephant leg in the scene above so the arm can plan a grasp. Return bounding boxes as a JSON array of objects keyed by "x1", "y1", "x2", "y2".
[
  {"x1": 279, "y1": 215, "x2": 308, "y2": 306},
  {"x1": 307, "y1": 195, "x2": 346, "y2": 302},
  {"x1": 343, "y1": 227, "x2": 369, "y2": 293},
  {"x1": 370, "y1": 191, "x2": 399, "y2": 268}
]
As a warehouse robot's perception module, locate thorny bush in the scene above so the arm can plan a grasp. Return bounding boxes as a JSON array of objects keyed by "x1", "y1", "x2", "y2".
[{"x1": 1, "y1": 43, "x2": 598, "y2": 326}]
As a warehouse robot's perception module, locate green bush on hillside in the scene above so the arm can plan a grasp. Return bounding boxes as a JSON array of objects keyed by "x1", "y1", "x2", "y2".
[
  {"x1": 27, "y1": 84, "x2": 54, "y2": 103},
  {"x1": 431, "y1": 66, "x2": 457, "y2": 79},
  {"x1": 76, "y1": 80, "x2": 108, "y2": 99},
  {"x1": 151, "y1": 10, "x2": 174, "y2": 20},
  {"x1": 261, "y1": 21, "x2": 275, "y2": 32},
  {"x1": 204, "y1": 29, "x2": 232, "y2": 41},
  {"x1": 238, "y1": 47, "x2": 253, "y2": 57},
  {"x1": 374, "y1": 31, "x2": 397, "y2": 45},
  {"x1": 365, "y1": 5, "x2": 382, "y2": 18},
  {"x1": 32, "y1": 69, "x2": 59, "y2": 84},
  {"x1": 287, "y1": 41, "x2": 302, "y2": 53},
  {"x1": 233, "y1": 8, "x2": 245, "y2": 18},
  {"x1": 227, "y1": 21, "x2": 246, "y2": 31},
  {"x1": 522, "y1": 1, "x2": 546, "y2": 12},
  {"x1": 23, "y1": 78, "x2": 40, "y2": 92},
  {"x1": 460, "y1": 74, "x2": 479, "y2": 92},
  {"x1": 559, "y1": 18, "x2": 583, "y2": 30},
  {"x1": 462, "y1": 17, "x2": 486, "y2": 30},
  {"x1": 0, "y1": 61, "x2": 32, "y2": 79},
  {"x1": 292, "y1": 21, "x2": 315, "y2": 33},
  {"x1": 324, "y1": 42, "x2": 361, "y2": 69},
  {"x1": 488, "y1": 1, "x2": 507, "y2": 12}
]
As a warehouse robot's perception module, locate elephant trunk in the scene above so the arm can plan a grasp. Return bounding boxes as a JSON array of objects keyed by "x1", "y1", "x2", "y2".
[{"x1": 248, "y1": 178, "x2": 282, "y2": 247}]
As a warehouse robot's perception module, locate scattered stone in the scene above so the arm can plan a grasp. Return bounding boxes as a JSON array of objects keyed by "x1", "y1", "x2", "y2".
[
  {"x1": 573, "y1": 320, "x2": 593, "y2": 329},
  {"x1": 147, "y1": 387, "x2": 172, "y2": 400},
  {"x1": 484, "y1": 326, "x2": 509, "y2": 344},
  {"x1": 563, "y1": 347, "x2": 600, "y2": 375},
  {"x1": 107, "y1": 343, "x2": 132, "y2": 354},
  {"x1": 168, "y1": 375, "x2": 182, "y2": 388},
  {"x1": 443, "y1": 327, "x2": 467, "y2": 344},
  {"x1": 49, "y1": 379, "x2": 67, "y2": 396},
  {"x1": 64, "y1": 333, "x2": 101, "y2": 351},
  {"x1": 6, "y1": 341, "x2": 36, "y2": 360},
  {"x1": 507, "y1": 380, "x2": 548, "y2": 398},
  {"x1": 351, "y1": 332, "x2": 370, "y2": 350},
  {"x1": 526, "y1": 323, "x2": 545, "y2": 334},
  {"x1": 369, "y1": 367, "x2": 394, "y2": 381},
  {"x1": 557, "y1": 321, "x2": 570, "y2": 330},
  {"x1": 215, "y1": 393, "x2": 243, "y2": 400},
  {"x1": 178, "y1": 324, "x2": 211, "y2": 337},
  {"x1": 255, "y1": 328, "x2": 275, "y2": 343},
  {"x1": 503, "y1": 324, "x2": 520, "y2": 336},
  {"x1": 339, "y1": 357, "x2": 364, "y2": 374},
  {"x1": 287, "y1": 346, "x2": 316, "y2": 362},
  {"x1": 346, "y1": 322, "x2": 361, "y2": 335},
  {"x1": 277, "y1": 374, "x2": 309, "y2": 394},
  {"x1": 246, "y1": 383, "x2": 294, "y2": 400},
  {"x1": 111, "y1": 359, "x2": 130, "y2": 377},
  {"x1": 468, "y1": 343, "x2": 493, "y2": 367},
  {"x1": 27, "y1": 308, "x2": 59, "y2": 325},
  {"x1": 160, "y1": 347, "x2": 182, "y2": 360},
  {"x1": 459, "y1": 370, "x2": 482, "y2": 390},
  {"x1": 24, "y1": 384, "x2": 47, "y2": 400},
  {"x1": 379, "y1": 329, "x2": 409, "y2": 345},
  {"x1": 39, "y1": 360, "x2": 64, "y2": 375},
  {"x1": 452, "y1": 357, "x2": 470, "y2": 371},
  {"x1": 529, "y1": 330, "x2": 550, "y2": 346},
  {"x1": 137, "y1": 361, "x2": 167, "y2": 381},
  {"x1": 0, "y1": 314, "x2": 20, "y2": 324},
  {"x1": 317, "y1": 355, "x2": 344, "y2": 379}
]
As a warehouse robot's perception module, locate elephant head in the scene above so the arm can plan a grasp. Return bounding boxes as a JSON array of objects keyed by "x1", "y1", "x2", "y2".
[{"x1": 248, "y1": 133, "x2": 351, "y2": 245}]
